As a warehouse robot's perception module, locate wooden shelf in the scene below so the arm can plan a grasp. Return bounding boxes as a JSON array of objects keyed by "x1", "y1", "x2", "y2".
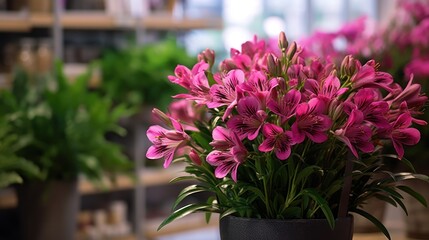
[
  {"x1": 29, "y1": 13, "x2": 52, "y2": 27},
  {"x1": 0, "y1": 164, "x2": 187, "y2": 208},
  {"x1": 144, "y1": 213, "x2": 219, "y2": 239},
  {"x1": 0, "y1": 13, "x2": 30, "y2": 32},
  {"x1": 142, "y1": 16, "x2": 223, "y2": 30},
  {"x1": 0, "y1": 12, "x2": 222, "y2": 31}
]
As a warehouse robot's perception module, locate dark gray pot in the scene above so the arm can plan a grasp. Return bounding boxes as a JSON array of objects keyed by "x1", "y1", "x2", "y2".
[
  {"x1": 220, "y1": 215, "x2": 354, "y2": 240},
  {"x1": 17, "y1": 180, "x2": 80, "y2": 240}
]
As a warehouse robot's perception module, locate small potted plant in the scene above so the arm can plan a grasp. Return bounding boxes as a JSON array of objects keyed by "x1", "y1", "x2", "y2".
[
  {"x1": 0, "y1": 65, "x2": 132, "y2": 240},
  {"x1": 145, "y1": 32, "x2": 429, "y2": 240}
]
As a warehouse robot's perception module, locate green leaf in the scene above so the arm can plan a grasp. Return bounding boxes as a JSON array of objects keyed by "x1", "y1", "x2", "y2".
[
  {"x1": 172, "y1": 185, "x2": 208, "y2": 210},
  {"x1": 190, "y1": 132, "x2": 212, "y2": 151},
  {"x1": 399, "y1": 157, "x2": 416, "y2": 173},
  {"x1": 397, "y1": 185, "x2": 428, "y2": 207},
  {"x1": 205, "y1": 196, "x2": 217, "y2": 224},
  {"x1": 158, "y1": 204, "x2": 211, "y2": 230},
  {"x1": 282, "y1": 207, "x2": 301, "y2": 218},
  {"x1": 352, "y1": 208, "x2": 391, "y2": 240},
  {"x1": 374, "y1": 194, "x2": 397, "y2": 208},
  {"x1": 295, "y1": 165, "x2": 321, "y2": 185},
  {"x1": 0, "y1": 172, "x2": 23, "y2": 188},
  {"x1": 169, "y1": 175, "x2": 196, "y2": 184},
  {"x1": 302, "y1": 188, "x2": 335, "y2": 229},
  {"x1": 220, "y1": 208, "x2": 238, "y2": 219},
  {"x1": 205, "y1": 71, "x2": 216, "y2": 86},
  {"x1": 245, "y1": 186, "x2": 267, "y2": 205},
  {"x1": 205, "y1": 212, "x2": 212, "y2": 224}
]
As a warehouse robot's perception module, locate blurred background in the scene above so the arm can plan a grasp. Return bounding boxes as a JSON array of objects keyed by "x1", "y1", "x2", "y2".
[{"x1": 0, "y1": 0, "x2": 426, "y2": 240}]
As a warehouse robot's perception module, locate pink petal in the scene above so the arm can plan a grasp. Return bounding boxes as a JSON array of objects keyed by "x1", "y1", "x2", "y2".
[
  {"x1": 275, "y1": 145, "x2": 291, "y2": 160},
  {"x1": 231, "y1": 164, "x2": 240, "y2": 182},
  {"x1": 392, "y1": 140, "x2": 405, "y2": 159},
  {"x1": 206, "y1": 150, "x2": 229, "y2": 166},
  {"x1": 214, "y1": 162, "x2": 235, "y2": 179},
  {"x1": 147, "y1": 125, "x2": 166, "y2": 142},
  {"x1": 306, "y1": 131, "x2": 328, "y2": 143},
  {"x1": 258, "y1": 138, "x2": 276, "y2": 152},
  {"x1": 395, "y1": 128, "x2": 421, "y2": 145},
  {"x1": 262, "y1": 123, "x2": 283, "y2": 137},
  {"x1": 146, "y1": 145, "x2": 165, "y2": 159},
  {"x1": 212, "y1": 127, "x2": 231, "y2": 141},
  {"x1": 163, "y1": 149, "x2": 175, "y2": 168},
  {"x1": 336, "y1": 134, "x2": 359, "y2": 158}
]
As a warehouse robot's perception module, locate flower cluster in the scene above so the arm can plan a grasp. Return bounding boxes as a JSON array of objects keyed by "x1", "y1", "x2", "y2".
[
  {"x1": 299, "y1": 0, "x2": 429, "y2": 164},
  {"x1": 146, "y1": 32, "x2": 427, "y2": 236}
]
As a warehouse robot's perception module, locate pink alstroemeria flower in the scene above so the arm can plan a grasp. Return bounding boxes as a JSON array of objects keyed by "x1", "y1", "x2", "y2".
[
  {"x1": 207, "y1": 127, "x2": 247, "y2": 181},
  {"x1": 334, "y1": 109, "x2": 375, "y2": 158},
  {"x1": 168, "y1": 99, "x2": 203, "y2": 131},
  {"x1": 258, "y1": 123, "x2": 296, "y2": 160},
  {"x1": 390, "y1": 113, "x2": 421, "y2": 159},
  {"x1": 350, "y1": 60, "x2": 394, "y2": 92},
  {"x1": 347, "y1": 89, "x2": 390, "y2": 129},
  {"x1": 208, "y1": 70, "x2": 245, "y2": 120},
  {"x1": 405, "y1": 58, "x2": 429, "y2": 79},
  {"x1": 387, "y1": 76, "x2": 428, "y2": 113},
  {"x1": 227, "y1": 96, "x2": 267, "y2": 140},
  {"x1": 241, "y1": 70, "x2": 278, "y2": 106},
  {"x1": 169, "y1": 61, "x2": 211, "y2": 104},
  {"x1": 304, "y1": 74, "x2": 348, "y2": 109},
  {"x1": 146, "y1": 118, "x2": 190, "y2": 168},
  {"x1": 291, "y1": 98, "x2": 332, "y2": 144},
  {"x1": 267, "y1": 89, "x2": 301, "y2": 123}
]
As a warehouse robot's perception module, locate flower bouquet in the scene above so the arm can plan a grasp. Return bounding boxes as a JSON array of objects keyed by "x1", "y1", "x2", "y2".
[{"x1": 146, "y1": 32, "x2": 428, "y2": 240}]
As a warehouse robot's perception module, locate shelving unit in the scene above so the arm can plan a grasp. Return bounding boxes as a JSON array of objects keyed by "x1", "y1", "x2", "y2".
[{"x1": 0, "y1": 2, "x2": 223, "y2": 239}]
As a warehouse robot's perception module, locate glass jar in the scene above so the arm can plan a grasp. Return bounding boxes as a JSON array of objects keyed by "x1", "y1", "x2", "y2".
[
  {"x1": 36, "y1": 39, "x2": 53, "y2": 73},
  {"x1": 17, "y1": 38, "x2": 36, "y2": 74}
]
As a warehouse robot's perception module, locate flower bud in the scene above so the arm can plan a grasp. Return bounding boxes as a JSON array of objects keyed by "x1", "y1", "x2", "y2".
[
  {"x1": 278, "y1": 31, "x2": 288, "y2": 52},
  {"x1": 340, "y1": 55, "x2": 359, "y2": 77},
  {"x1": 286, "y1": 42, "x2": 297, "y2": 61},
  {"x1": 152, "y1": 108, "x2": 171, "y2": 126},
  {"x1": 267, "y1": 54, "x2": 279, "y2": 76},
  {"x1": 198, "y1": 48, "x2": 215, "y2": 69},
  {"x1": 219, "y1": 59, "x2": 236, "y2": 72},
  {"x1": 189, "y1": 149, "x2": 202, "y2": 165}
]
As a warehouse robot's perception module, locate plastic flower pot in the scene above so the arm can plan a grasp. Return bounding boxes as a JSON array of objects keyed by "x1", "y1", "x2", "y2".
[
  {"x1": 220, "y1": 215, "x2": 354, "y2": 240},
  {"x1": 17, "y1": 180, "x2": 80, "y2": 240}
]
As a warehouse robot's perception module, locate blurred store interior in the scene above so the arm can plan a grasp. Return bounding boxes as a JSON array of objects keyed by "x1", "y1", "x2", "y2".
[{"x1": 0, "y1": 0, "x2": 426, "y2": 240}]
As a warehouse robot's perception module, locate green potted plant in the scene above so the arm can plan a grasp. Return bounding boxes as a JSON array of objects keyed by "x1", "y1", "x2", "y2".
[
  {"x1": 98, "y1": 38, "x2": 196, "y2": 112},
  {"x1": 145, "y1": 32, "x2": 429, "y2": 240},
  {"x1": 0, "y1": 65, "x2": 132, "y2": 240}
]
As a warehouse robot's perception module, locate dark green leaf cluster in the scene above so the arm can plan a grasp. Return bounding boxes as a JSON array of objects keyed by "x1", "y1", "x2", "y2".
[{"x1": 0, "y1": 117, "x2": 40, "y2": 187}]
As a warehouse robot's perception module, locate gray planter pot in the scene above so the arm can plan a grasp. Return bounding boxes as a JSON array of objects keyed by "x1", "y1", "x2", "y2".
[
  {"x1": 17, "y1": 180, "x2": 80, "y2": 240},
  {"x1": 220, "y1": 215, "x2": 354, "y2": 240}
]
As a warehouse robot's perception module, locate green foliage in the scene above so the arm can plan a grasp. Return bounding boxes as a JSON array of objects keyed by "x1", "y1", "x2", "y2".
[
  {"x1": 0, "y1": 64, "x2": 133, "y2": 182},
  {"x1": 98, "y1": 38, "x2": 196, "y2": 110},
  {"x1": 0, "y1": 119, "x2": 40, "y2": 187}
]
